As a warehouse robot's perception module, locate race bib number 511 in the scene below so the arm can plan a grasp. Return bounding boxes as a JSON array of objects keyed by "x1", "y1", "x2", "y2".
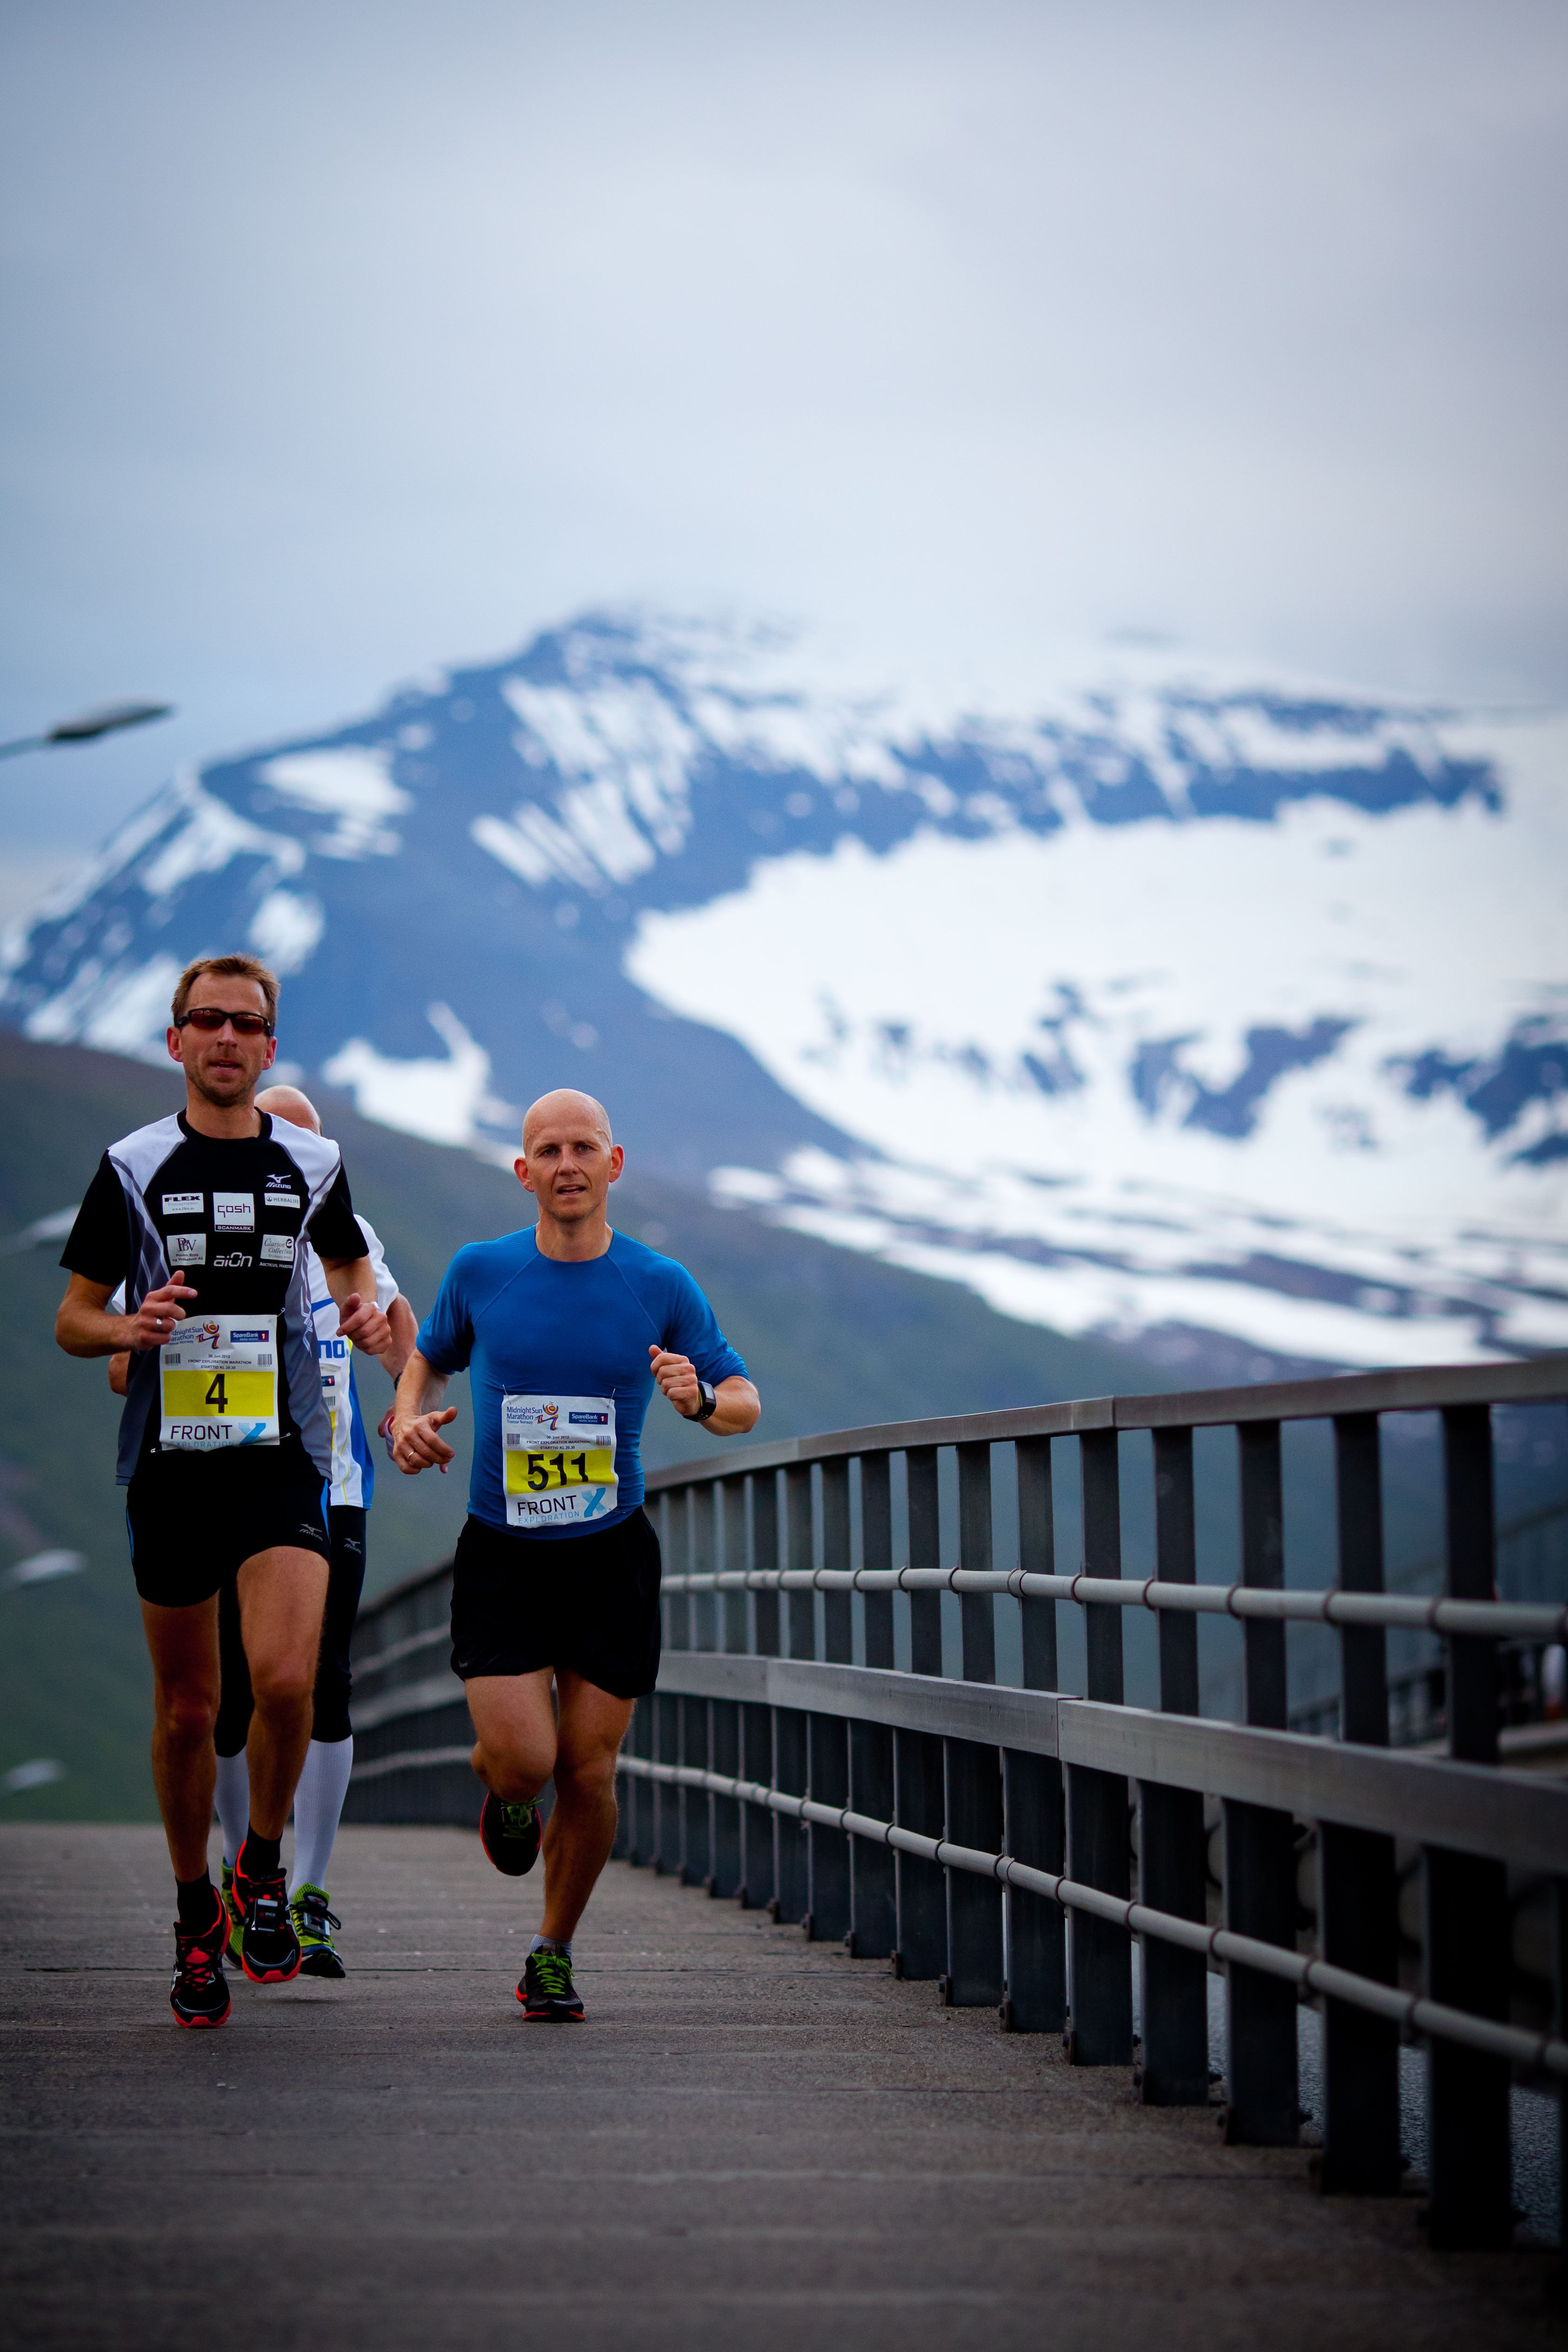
[
  {"x1": 160, "y1": 1315, "x2": 280, "y2": 1451},
  {"x1": 502, "y1": 1394, "x2": 616, "y2": 1527}
]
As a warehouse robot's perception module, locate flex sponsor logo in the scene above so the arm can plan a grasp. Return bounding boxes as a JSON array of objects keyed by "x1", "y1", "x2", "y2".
[
  {"x1": 162, "y1": 1192, "x2": 203, "y2": 1217},
  {"x1": 213, "y1": 1192, "x2": 253, "y2": 1230},
  {"x1": 168, "y1": 1232, "x2": 206, "y2": 1266},
  {"x1": 259, "y1": 1232, "x2": 295, "y2": 1264},
  {"x1": 212, "y1": 1251, "x2": 253, "y2": 1268}
]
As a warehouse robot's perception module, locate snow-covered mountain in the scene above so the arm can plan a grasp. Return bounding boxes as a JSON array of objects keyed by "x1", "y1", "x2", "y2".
[{"x1": 5, "y1": 609, "x2": 1565, "y2": 1372}]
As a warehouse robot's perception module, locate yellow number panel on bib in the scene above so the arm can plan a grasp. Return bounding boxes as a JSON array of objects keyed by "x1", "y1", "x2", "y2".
[
  {"x1": 502, "y1": 1393, "x2": 616, "y2": 1528},
  {"x1": 159, "y1": 1315, "x2": 280, "y2": 1451}
]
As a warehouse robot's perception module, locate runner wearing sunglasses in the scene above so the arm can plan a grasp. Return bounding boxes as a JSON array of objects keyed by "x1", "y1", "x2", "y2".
[
  {"x1": 55, "y1": 954, "x2": 392, "y2": 2028},
  {"x1": 390, "y1": 1088, "x2": 760, "y2": 2022}
]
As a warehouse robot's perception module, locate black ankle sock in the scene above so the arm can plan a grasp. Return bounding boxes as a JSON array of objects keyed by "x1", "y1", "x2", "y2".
[
  {"x1": 238, "y1": 1827, "x2": 281, "y2": 1879},
  {"x1": 176, "y1": 1872, "x2": 216, "y2": 1929}
]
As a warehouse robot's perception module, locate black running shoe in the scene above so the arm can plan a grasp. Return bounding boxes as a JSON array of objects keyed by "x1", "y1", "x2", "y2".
[
  {"x1": 480, "y1": 1792, "x2": 541, "y2": 1877},
  {"x1": 232, "y1": 1850, "x2": 302, "y2": 1984},
  {"x1": 170, "y1": 1892, "x2": 232, "y2": 2030},
  {"x1": 518, "y1": 1947, "x2": 584, "y2": 2022}
]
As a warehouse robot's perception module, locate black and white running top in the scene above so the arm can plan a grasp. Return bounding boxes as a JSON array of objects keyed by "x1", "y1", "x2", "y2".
[{"x1": 60, "y1": 1110, "x2": 367, "y2": 1486}]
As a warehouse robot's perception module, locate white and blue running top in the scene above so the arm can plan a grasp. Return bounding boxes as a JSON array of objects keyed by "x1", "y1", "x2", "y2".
[
  {"x1": 309, "y1": 1214, "x2": 400, "y2": 1511},
  {"x1": 417, "y1": 1228, "x2": 746, "y2": 1542}
]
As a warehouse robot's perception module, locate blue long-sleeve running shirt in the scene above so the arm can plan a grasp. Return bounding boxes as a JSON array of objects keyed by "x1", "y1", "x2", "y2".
[{"x1": 417, "y1": 1228, "x2": 748, "y2": 1541}]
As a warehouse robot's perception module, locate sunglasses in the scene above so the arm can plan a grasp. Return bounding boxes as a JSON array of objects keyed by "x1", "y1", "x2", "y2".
[{"x1": 175, "y1": 1008, "x2": 275, "y2": 1037}]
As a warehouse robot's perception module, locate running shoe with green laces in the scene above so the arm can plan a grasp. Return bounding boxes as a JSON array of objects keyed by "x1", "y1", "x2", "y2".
[
  {"x1": 290, "y1": 1883, "x2": 345, "y2": 1979},
  {"x1": 480, "y1": 1791, "x2": 541, "y2": 1876},
  {"x1": 518, "y1": 1946, "x2": 584, "y2": 2022},
  {"x1": 220, "y1": 1863, "x2": 244, "y2": 1968}
]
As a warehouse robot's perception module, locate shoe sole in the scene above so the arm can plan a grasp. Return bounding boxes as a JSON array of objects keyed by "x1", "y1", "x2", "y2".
[
  {"x1": 240, "y1": 1946, "x2": 302, "y2": 1984},
  {"x1": 480, "y1": 1800, "x2": 541, "y2": 1877},
  {"x1": 514, "y1": 1987, "x2": 584, "y2": 2022},
  {"x1": 296, "y1": 1950, "x2": 346, "y2": 1979},
  {"x1": 172, "y1": 1994, "x2": 231, "y2": 2028}
]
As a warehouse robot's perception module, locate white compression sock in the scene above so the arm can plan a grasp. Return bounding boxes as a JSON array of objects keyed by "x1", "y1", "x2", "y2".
[
  {"x1": 214, "y1": 1751, "x2": 250, "y2": 1870},
  {"x1": 290, "y1": 1737, "x2": 354, "y2": 1894}
]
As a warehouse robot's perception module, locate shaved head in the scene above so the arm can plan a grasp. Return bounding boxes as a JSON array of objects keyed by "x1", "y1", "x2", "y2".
[
  {"x1": 256, "y1": 1084, "x2": 322, "y2": 1135},
  {"x1": 522, "y1": 1089, "x2": 613, "y2": 1156}
]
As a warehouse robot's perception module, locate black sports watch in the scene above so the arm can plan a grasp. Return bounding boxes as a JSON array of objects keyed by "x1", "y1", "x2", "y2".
[{"x1": 692, "y1": 1378, "x2": 719, "y2": 1422}]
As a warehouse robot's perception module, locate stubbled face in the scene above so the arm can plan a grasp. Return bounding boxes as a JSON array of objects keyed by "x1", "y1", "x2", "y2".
[
  {"x1": 167, "y1": 978, "x2": 277, "y2": 1110},
  {"x1": 516, "y1": 1108, "x2": 622, "y2": 1224}
]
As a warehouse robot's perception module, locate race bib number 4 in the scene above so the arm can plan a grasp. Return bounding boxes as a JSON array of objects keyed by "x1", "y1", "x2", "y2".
[
  {"x1": 160, "y1": 1315, "x2": 280, "y2": 1451},
  {"x1": 502, "y1": 1394, "x2": 616, "y2": 1527}
]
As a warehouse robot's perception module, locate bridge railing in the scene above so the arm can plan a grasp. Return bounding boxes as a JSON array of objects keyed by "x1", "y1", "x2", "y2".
[{"x1": 345, "y1": 1355, "x2": 1568, "y2": 2254}]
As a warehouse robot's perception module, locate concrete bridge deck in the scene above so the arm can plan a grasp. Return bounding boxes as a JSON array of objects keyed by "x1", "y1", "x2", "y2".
[{"x1": 1, "y1": 1823, "x2": 1560, "y2": 2352}]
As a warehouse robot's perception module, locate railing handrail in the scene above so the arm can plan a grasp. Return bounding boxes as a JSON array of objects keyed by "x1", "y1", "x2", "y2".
[{"x1": 643, "y1": 1352, "x2": 1568, "y2": 1489}]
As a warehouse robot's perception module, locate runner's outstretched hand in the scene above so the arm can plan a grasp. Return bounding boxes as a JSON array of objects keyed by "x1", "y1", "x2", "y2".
[
  {"x1": 649, "y1": 1344, "x2": 701, "y2": 1417},
  {"x1": 127, "y1": 1279, "x2": 198, "y2": 1350},
  {"x1": 336, "y1": 1291, "x2": 393, "y2": 1359},
  {"x1": 391, "y1": 1406, "x2": 459, "y2": 1475}
]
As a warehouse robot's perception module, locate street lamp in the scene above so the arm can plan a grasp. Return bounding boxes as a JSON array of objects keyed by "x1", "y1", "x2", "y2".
[{"x1": 0, "y1": 700, "x2": 174, "y2": 761}]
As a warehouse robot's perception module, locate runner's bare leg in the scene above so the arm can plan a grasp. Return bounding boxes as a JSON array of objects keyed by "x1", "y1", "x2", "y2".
[
  {"x1": 140, "y1": 1596, "x2": 221, "y2": 1881},
  {"x1": 235, "y1": 1546, "x2": 330, "y2": 1838},
  {"x1": 466, "y1": 1667, "x2": 635, "y2": 1942}
]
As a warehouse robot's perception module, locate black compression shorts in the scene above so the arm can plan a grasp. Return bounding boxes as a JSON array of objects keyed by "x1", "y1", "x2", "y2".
[
  {"x1": 214, "y1": 1504, "x2": 367, "y2": 1754},
  {"x1": 125, "y1": 1467, "x2": 330, "y2": 1610},
  {"x1": 450, "y1": 1508, "x2": 662, "y2": 1700}
]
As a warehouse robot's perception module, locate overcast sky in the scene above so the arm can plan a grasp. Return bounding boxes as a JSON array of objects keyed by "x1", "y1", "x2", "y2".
[{"x1": 1, "y1": 0, "x2": 1564, "y2": 910}]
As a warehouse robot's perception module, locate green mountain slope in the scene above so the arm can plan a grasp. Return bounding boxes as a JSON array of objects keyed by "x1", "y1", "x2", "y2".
[{"x1": 0, "y1": 1032, "x2": 1161, "y2": 1820}]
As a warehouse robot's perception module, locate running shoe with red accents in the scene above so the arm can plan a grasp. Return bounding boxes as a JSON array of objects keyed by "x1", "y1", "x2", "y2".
[
  {"x1": 170, "y1": 1892, "x2": 232, "y2": 2029},
  {"x1": 231, "y1": 1849, "x2": 301, "y2": 1984},
  {"x1": 480, "y1": 1792, "x2": 541, "y2": 1877},
  {"x1": 518, "y1": 1946, "x2": 584, "y2": 2022}
]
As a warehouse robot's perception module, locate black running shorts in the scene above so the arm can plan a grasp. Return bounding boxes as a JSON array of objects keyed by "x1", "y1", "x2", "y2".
[
  {"x1": 125, "y1": 1460, "x2": 331, "y2": 1611},
  {"x1": 450, "y1": 1508, "x2": 662, "y2": 1700},
  {"x1": 214, "y1": 1504, "x2": 366, "y2": 1754}
]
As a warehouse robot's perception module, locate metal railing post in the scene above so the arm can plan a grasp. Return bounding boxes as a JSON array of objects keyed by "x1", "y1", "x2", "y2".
[
  {"x1": 772, "y1": 1704, "x2": 809, "y2": 1924},
  {"x1": 742, "y1": 1470, "x2": 780, "y2": 1912},
  {"x1": 1004, "y1": 1434, "x2": 1065, "y2": 2033},
  {"x1": 944, "y1": 1737, "x2": 1005, "y2": 2007},
  {"x1": 893, "y1": 1725, "x2": 947, "y2": 1981},
  {"x1": 1068, "y1": 1427, "x2": 1133, "y2": 2065},
  {"x1": 807, "y1": 1708, "x2": 851, "y2": 1942},
  {"x1": 688, "y1": 1480, "x2": 716, "y2": 1653},
  {"x1": 956, "y1": 1439, "x2": 997, "y2": 1684},
  {"x1": 906, "y1": 1445, "x2": 943, "y2": 1675},
  {"x1": 1424, "y1": 1404, "x2": 1512, "y2": 2249},
  {"x1": 652, "y1": 1687, "x2": 679, "y2": 1874},
  {"x1": 860, "y1": 1453, "x2": 895, "y2": 1670},
  {"x1": 774, "y1": 1465, "x2": 814, "y2": 1923},
  {"x1": 807, "y1": 1455, "x2": 853, "y2": 1942},
  {"x1": 680, "y1": 1691, "x2": 711, "y2": 1888},
  {"x1": 1224, "y1": 1419, "x2": 1299, "y2": 2146},
  {"x1": 785, "y1": 1462, "x2": 815, "y2": 1661},
  {"x1": 1318, "y1": 1413, "x2": 1401, "y2": 2192},
  {"x1": 721, "y1": 1474, "x2": 750, "y2": 1657},
  {"x1": 1138, "y1": 1426, "x2": 1209, "y2": 2104},
  {"x1": 709, "y1": 1693, "x2": 743, "y2": 1898},
  {"x1": 943, "y1": 1441, "x2": 1002, "y2": 2004},
  {"x1": 850, "y1": 1452, "x2": 897, "y2": 1957}
]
